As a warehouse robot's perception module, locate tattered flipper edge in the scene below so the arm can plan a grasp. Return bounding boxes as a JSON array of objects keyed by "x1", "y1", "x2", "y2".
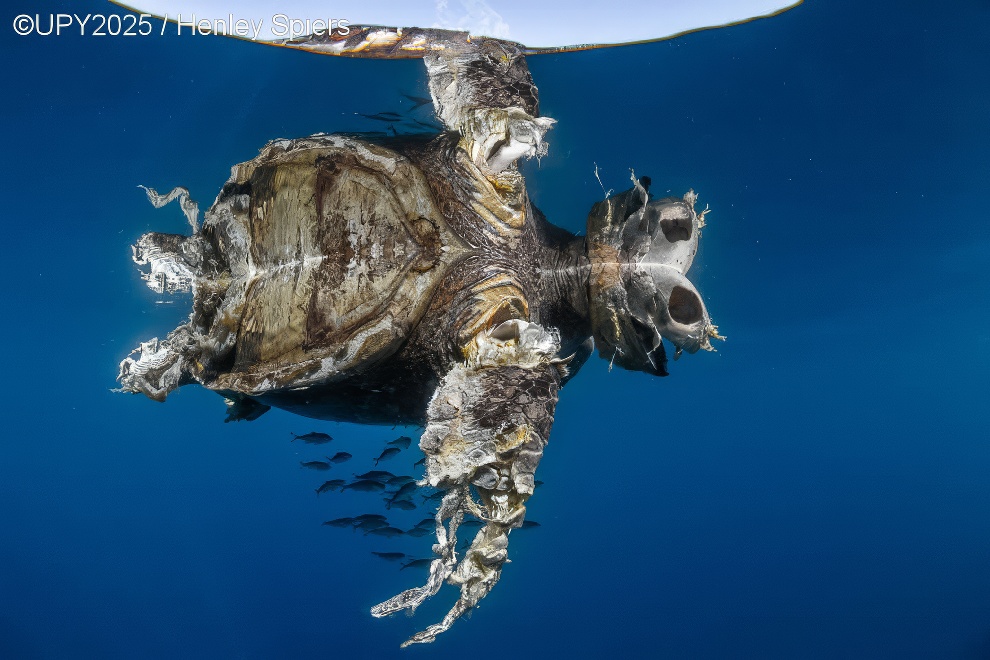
[
  {"x1": 371, "y1": 320, "x2": 562, "y2": 646},
  {"x1": 139, "y1": 185, "x2": 199, "y2": 232},
  {"x1": 116, "y1": 331, "x2": 194, "y2": 402},
  {"x1": 370, "y1": 488, "x2": 467, "y2": 618},
  {"x1": 117, "y1": 186, "x2": 233, "y2": 404},
  {"x1": 423, "y1": 46, "x2": 555, "y2": 174}
]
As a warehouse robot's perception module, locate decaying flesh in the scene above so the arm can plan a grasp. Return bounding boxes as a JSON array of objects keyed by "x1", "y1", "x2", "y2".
[{"x1": 373, "y1": 321, "x2": 562, "y2": 646}]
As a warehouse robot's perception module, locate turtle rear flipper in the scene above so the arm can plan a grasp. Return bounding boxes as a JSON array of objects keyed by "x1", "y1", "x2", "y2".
[
  {"x1": 280, "y1": 27, "x2": 556, "y2": 174},
  {"x1": 371, "y1": 320, "x2": 562, "y2": 646},
  {"x1": 422, "y1": 38, "x2": 555, "y2": 174}
]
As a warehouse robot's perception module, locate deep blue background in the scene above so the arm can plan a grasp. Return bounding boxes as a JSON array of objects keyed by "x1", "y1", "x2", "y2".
[{"x1": 2, "y1": 1, "x2": 989, "y2": 657}]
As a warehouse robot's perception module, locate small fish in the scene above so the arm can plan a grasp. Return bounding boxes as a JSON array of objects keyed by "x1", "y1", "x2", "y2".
[
  {"x1": 405, "y1": 526, "x2": 433, "y2": 537},
  {"x1": 385, "y1": 475, "x2": 416, "y2": 488},
  {"x1": 534, "y1": 480, "x2": 545, "y2": 489},
  {"x1": 354, "y1": 470, "x2": 395, "y2": 482},
  {"x1": 520, "y1": 520, "x2": 541, "y2": 529},
  {"x1": 352, "y1": 513, "x2": 388, "y2": 522},
  {"x1": 356, "y1": 518, "x2": 389, "y2": 532},
  {"x1": 374, "y1": 447, "x2": 401, "y2": 465},
  {"x1": 400, "y1": 558, "x2": 435, "y2": 571},
  {"x1": 342, "y1": 479, "x2": 386, "y2": 492},
  {"x1": 387, "y1": 435, "x2": 412, "y2": 450},
  {"x1": 366, "y1": 526, "x2": 405, "y2": 538},
  {"x1": 372, "y1": 552, "x2": 407, "y2": 562},
  {"x1": 300, "y1": 460, "x2": 331, "y2": 471},
  {"x1": 421, "y1": 490, "x2": 445, "y2": 503},
  {"x1": 459, "y1": 519, "x2": 484, "y2": 529},
  {"x1": 413, "y1": 518, "x2": 435, "y2": 530},
  {"x1": 315, "y1": 479, "x2": 346, "y2": 495},
  {"x1": 322, "y1": 517, "x2": 354, "y2": 528},
  {"x1": 291, "y1": 432, "x2": 333, "y2": 444},
  {"x1": 359, "y1": 111, "x2": 403, "y2": 122},
  {"x1": 387, "y1": 498, "x2": 417, "y2": 511},
  {"x1": 390, "y1": 482, "x2": 419, "y2": 501},
  {"x1": 413, "y1": 456, "x2": 426, "y2": 468},
  {"x1": 402, "y1": 94, "x2": 433, "y2": 110},
  {"x1": 327, "y1": 452, "x2": 352, "y2": 464}
]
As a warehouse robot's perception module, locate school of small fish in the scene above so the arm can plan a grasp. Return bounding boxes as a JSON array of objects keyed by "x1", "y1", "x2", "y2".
[
  {"x1": 350, "y1": 95, "x2": 443, "y2": 138},
  {"x1": 295, "y1": 431, "x2": 543, "y2": 571}
]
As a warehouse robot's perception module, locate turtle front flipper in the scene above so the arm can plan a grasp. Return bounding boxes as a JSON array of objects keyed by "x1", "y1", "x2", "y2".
[
  {"x1": 371, "y1": 320, "x2": 563, "y2": 646},
  {"x1": 117, "y1": 186, "x2": 241, "y2": 404}
]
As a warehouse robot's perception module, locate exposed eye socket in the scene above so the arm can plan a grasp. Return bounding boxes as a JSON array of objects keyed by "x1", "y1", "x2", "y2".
[
  {"x1": 660, "y1": 214, "x2": 692, "y2": 243},
  {"x1": 668, "y1": 285, "x2": 703, "y2": 324}
]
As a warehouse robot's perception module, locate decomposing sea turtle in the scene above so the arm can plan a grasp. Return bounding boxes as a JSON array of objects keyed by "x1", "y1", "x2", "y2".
[{"x1": 117, "y1": 26, "x2": 723, "y2": 646}]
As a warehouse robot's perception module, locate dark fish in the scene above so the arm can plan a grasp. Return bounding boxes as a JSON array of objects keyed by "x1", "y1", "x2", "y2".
[
  {"x1": 520, "y1": 520, "x2": 541, "y2": 529},
  {"x1": 356, "y1": 518, "x2": 389, "y2": 532},
  {"x1": 315, "y1": 479, "x2": 346, "y2": 495},
  {"x1": 359, "y1": 111, "x2": 403, "y2": 122},
  {"x1": 387, "y1": 498, "x2": 417, "y2": 511},
  {"x1": 402, "y1": 94, "x2": 433, "y2": 110},
  {"x1": 322, "y1": 517, "x2": 354, "y2": 528},
  {"x1": 327, "y1": 452, "x2": 352, "y2": 464},
  {"x1": 291, "y1": 432, "x2": 333, "y2": 444},
  {"x1": 352, "y1": 513, "x2": 388, "y2": 522},
  {"x1": 374, "y1": 447, "x2": 401, "y2": 465},
  {"x1": 366, "y1": 526, "x2": 405, "y2": 538},
  {"x1": 413, "y1": 456, "x2": 426, "y2": 468},
  {"x1": 387, "y1": 435, "x2": 413, "y2": 450},
  {"x1": 390, "y1": 482, "x2": 419, "y2": 501},
  {"x1": 371, "y1": 552, "x2": 407, "y2": 562},
  {"x1": 421, "y1": 490, "x2": 445, "y2": 503},
  {"x1": 405, "y1": 526, "x2": 433, "y2": 537},
  {"x1": 300, "y1": 460, "x2": 331, "y2": 471},
  {"x1": 401, "y1": 558, "x2": 434, "y2": 571},
  {"x1": 413, "y1": 518, "x2": 435, "y2": 530},
  {"x1": 459, "y1": 519, "x2": 484, "y2": 529},
  {"x1": 385, "y1": 475, "x2": 416, "y2": 488},
  {"x1": 534, "y1": 480, "x2": 545, "y2": 488},
  {"x1": 342, "y1": 479, "x2": 386, "y2": 492},
  {"x1": 354, "y1": 470, "x2": 395, "y2": 482}
]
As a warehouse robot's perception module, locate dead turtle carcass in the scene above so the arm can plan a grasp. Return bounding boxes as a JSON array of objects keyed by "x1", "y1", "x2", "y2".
[{"x1": 117, "y1": 28, "x2": 722, "y2": 646}]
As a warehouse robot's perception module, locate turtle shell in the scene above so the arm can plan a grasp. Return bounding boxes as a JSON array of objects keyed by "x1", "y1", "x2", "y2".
[{"x1": 207, "y1": 134, "x2": 470, "y2": 395}]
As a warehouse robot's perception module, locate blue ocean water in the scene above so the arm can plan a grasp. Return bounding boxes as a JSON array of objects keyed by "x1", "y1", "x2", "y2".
[{"x1": 2, "y1": 0, "x2": 989, "y2": 657}]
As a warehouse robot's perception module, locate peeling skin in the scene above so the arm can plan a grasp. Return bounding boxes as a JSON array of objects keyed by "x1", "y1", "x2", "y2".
[
  {"x1": 423, "y1": 37, "x2": 554, "y2": 175},
  {"x1": 371, "y1": 321, "x2": 561, "y2": 646},
  {"x1": 117, "y1": 27, "x2": 720, "y2": 647}
]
